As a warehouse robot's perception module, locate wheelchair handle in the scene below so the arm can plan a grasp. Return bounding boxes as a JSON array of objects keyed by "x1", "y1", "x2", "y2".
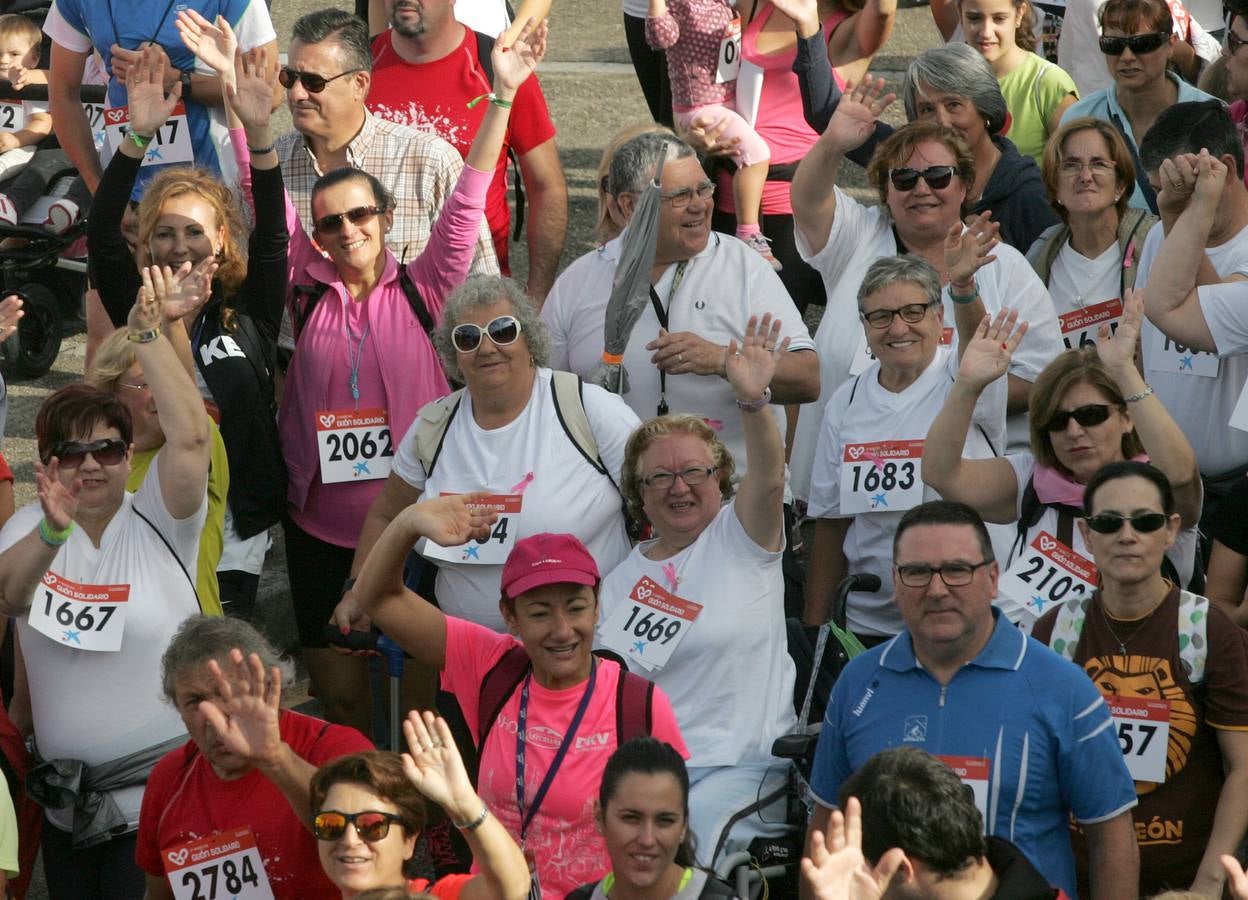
[
  {"x1": 322, "y1": 626, "x2": 406, "y2": 677},
  {"x1": 799, "y1": 573, "x2": 880, "y2": 730}
]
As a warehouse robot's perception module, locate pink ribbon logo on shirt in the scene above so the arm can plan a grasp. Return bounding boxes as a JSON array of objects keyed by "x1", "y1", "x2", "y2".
[
  {"x1": 661, "y1": 562, "x2": 680, "y2": 592},
  {"x1": 511, "y1": 472, "x2": 535, "y2": 494}
]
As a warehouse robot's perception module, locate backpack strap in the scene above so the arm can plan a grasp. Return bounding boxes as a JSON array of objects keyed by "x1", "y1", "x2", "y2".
[
  {"x1": 477, "y1": 644, "x2": 533, "y2": 749},
  {"x1": 550, "y1": 371, "x2": 609, "y2": 483},
  {"x1": 1176, "y1": 590, "x2": 1209, "y2": 682},
  {"x1": 291, "y1": 281, "x2": 332, "y2": 343},
  {"x1": 1117, "y1": 208, "x2": 1153, "y2": 297},
  {"x1": 414, "y1": 389, "x2": 466, "y2": 478},
  {"x1": 614, "y1": 670, "x2": 656, "y2": 743},
  {"x1": 1049, "y1": 594, "x2": 1092, "y2": 660},
  {"x1": 397, "y1": 265, "x2": 435, "y2": 337},
  {"x1": 132, "y1": 505, "x2": 206, "y2": 615},
  {"x1": 472, "y1": 28, "x2": 526, "y2": 241}
]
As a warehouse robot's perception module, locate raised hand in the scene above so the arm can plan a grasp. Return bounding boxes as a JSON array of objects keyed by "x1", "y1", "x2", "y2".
[
  {"x1": 401, "y1": 711, "x2": 480, "y2": 820},
  {"x1": 768, "y1": 0, "x2": 820, "y2": 32},
  {"x1": 492, "y1": 18, "x2": 547, "y2": 97},
  {"x1": 161, "y1": 257, "x2": 220, "y2": 323},
  {"x1": 801, "y1": 798, "x2": 904, "y2": 900},
  {"x1": 824, "y1": 76, "x2": 895, "y2": 154},
  {"x1": 403, "y1": 493, "x2": 499, "y2": 547},
  {"x1": 1192, "y1": 147, "x2": 1228, "y2": 207},
  {"x1": 229, "y1": 45, "x2": 277, "y2": 132},
  {"x1": 0, "y1": 293, "x2": 23, "y2": 342},
  {"x1": 945, "y1": 212, "x2": 1000, "y2": 286},
  {"x1": 1156, "y1": 152, "x2": 1200, "y2": 218},
  {"x1": 128, "y1": 269, "x2": 166, "y2": 334},
  {"x1": 176, "y1": 10, "x2": 237, "y2": 80},
  {"x1": 35, "y1": 458, "x2": 80, "y2": 531},
  {"x1": 681, "y1": 112, "x2": 742, "y2": 158},
  {"x1": 726, "y1": 314, "x2": 789, "y2": 404},
  {"x1": 124, "y1": 44, "x2": 181, "y2": 138},
  {"x1": 1096, "y1": 286, "x2": 1143, "y2": 373},
  {"x1": 956, "y1": 308, "x2": 1028, "y2": 391},
  {"x1": 199, "y1": 649, "x2": 286, "y2": 768}
]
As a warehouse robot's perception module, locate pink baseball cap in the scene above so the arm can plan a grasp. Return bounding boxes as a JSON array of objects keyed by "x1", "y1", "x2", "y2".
[{"x1": 501, "y1": 533, "x2": 601, "y2": 599}]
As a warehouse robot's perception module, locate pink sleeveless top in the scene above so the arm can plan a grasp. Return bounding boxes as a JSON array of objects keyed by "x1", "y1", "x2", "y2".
[{"x1": 716, "y1": 2, "x2": 849, "y2": 216}]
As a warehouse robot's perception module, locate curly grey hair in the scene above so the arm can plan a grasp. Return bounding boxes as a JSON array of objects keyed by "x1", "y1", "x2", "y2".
[
  {"x1": 160, "y1": 615, "x2": 296, "y2": 705},
  {"x1": 432, "y1": 275, "x2": 551, "y2": 384},
  {"x1": 903, "y1": 43, "x2": 1009, "y2": 137},
  {"x1": 857, "y1": 254, "x2": 943, "y2": 311},
  {"x1": 607, "y1": 132, "x2": 697, "y2": 197}
]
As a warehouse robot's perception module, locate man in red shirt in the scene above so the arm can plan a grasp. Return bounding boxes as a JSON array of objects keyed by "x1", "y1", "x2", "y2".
[{"x1": 368, "y1": 0, "x2": 567, "y2": 301}]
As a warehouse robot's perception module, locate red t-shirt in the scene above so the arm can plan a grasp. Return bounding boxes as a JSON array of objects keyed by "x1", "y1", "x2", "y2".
[
  {"x1": 410, "y1": 873, "x2": 472, "y2": 897},
  {"x1": 136, "y1": 710, "x2": 373, "y2": 899},
  {"x1": 0, "y1": 451, "x2": 12, "y2": 483},
  {"x1": 368, "y1": 27, "x2": 557, "y2": 273}
]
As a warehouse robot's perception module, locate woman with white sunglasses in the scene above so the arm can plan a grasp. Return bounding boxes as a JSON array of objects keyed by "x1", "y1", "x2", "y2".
[{"x1": 278, "y1": 22, "x2": 546, "y2": 734}]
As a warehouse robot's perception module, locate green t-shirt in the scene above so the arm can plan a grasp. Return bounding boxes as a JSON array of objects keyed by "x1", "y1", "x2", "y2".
[
  {"x1": 998, "y1": 51, "x2": 1078, "y2": 165},
  {"x1": 126, "y1": 420, "x2": 228, "y2": 617}
]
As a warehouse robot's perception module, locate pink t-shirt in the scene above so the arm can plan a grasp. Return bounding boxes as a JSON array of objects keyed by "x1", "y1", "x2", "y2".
[
  {"x1": 717, "y1": 5, "x2": 848, "y2": 216},
  {"x1": 441, "y1": 616, "x2": 688, "y2": 900}
]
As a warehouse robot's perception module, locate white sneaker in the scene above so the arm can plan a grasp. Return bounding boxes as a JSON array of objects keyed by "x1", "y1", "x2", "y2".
[
  {"x1": 0, "y1": 196, "x2": 18, "y2": 226},
  {"x1": 43, "y1": 198, "x2": 79, "y2": 235}
]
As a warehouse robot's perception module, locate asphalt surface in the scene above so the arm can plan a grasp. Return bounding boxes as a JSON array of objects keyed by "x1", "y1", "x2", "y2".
[{"x1": 13, "y1": 1, "x2": 942, "y2": 894}]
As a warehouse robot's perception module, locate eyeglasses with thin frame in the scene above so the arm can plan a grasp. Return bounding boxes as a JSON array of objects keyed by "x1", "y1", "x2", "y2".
[
  {"x1": 314, "y1": 205, "x2": 384, "y2": 235},
  {"x1": 47, "y1": 438, "x2": 128, "y2": 469},
  {"x1": 888, "y1": 165, "x2": 957, "y2": 192},
  {"x1": 118, "y1": 381, "x2": 150, "y2": 392},
  {"x1": 861, "y1": 301, "x2": 938, "y2": 330},
  {"x1": 660, "y1": 182, "x2": 715, "y2": 208},
  {"x1": 640, "y1": 465, "x2": 717, "y2": 491},
  {"x1": 278, "y1": 66, "x2": 363, "y2": 93},
  {"x1": 1228, "y1": 26, "x2": 1248, "y2": 55},
  {"x1": 1060, "y1": 157, "x2": 1117, "y2": 178},
  {"x1": 1098, "y1": 32, "x2": 1169, "y2": 55},
  {"x1": 312, "y1": 810, "x2": 405, "y2": 842},
  {"x1": 895, "y1": 560, "x2": 992, "y2": 588},
  {"x1": 451, "y1": 315, "x2": 523, "y2": 353},
  {"x1": 1043, "y1": 403, "x2": 1113, "y2": 433},
  {"x1": 1084, "y1": 511, "x2": 1170, "y2": 534}
]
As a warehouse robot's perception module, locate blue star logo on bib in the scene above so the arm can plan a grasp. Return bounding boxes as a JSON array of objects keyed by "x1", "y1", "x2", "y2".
[
  {"x1": 462, "y1": 545, "x2": 480, "y2": 560},
  {"x1": 146, "y1": 146, "x2": 163, "y2": 163},
  {"x1": 354, "y1": 461, "x2": 370, "y2": 476},
  {"x1": 632, "y1": 640, "x2": 646, "y2": 654},
  {"x1": 871, "y1": 493, "x2": 888, "y2": 508},
  {"x1": 1029, "y1": 594, "x2": 1046, "y2": 612},
  {"x1": 62, "y1": 630, "x2": 80, "y2": 644},
  {"x1": 1180, "y1": 355, "x2": 1194, "y2": 370}
]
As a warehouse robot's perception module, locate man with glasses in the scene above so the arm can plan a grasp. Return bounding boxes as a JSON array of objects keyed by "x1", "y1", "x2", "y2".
[
  {"x1": 808, "y1": 500, "x2": 1140, "y2": 900},
  {"x1": 1030, "y1": 461, "x2": 1248, "y2": 897}
]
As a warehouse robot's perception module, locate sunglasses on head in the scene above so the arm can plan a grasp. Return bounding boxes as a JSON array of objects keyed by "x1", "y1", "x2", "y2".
[
  {"x1": 278, "y1": 66, "x2": 361, "y2": 93},
  {"x1": 888, "y1": 165, "x2": 957, "y2": 191},
  {"x1": 1043, "y1": 403, "x2": 1113, "y2": 432},
  {"x1": 314, "y1": 205, "x2": 384, "y2": 235},
  {"x1": 1084, "y1": 511, "x2": 1169, "y2": 534},
  {"x1": 48, "y1": 438, "x2": 128, "y2": 469},
  {"x1": 1099, "y1": 31, "x2": 1170, "y2": 55},
  {"x1": 451, "y1": 315, "x2": 523, "y2": 353},
  {"x1": 312, "y1": 810, "x2": 404, "y2": 842}
]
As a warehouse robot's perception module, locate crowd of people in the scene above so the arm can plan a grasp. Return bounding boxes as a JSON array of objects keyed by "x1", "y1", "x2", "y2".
[{"x1": 5, "y1": 0, "x2": 1248, "y2": 896}]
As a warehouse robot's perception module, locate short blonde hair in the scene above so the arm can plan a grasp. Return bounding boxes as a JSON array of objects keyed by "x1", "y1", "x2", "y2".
[
  {"x1": 0, "y1": 15, "x2": 42, "y2": 61},
  {"x1": 620, "y1": 415, "x2": 736, "y2": 526},
  {"x1": 86, "y1": 329, "x2": 137, "y2": 394}
]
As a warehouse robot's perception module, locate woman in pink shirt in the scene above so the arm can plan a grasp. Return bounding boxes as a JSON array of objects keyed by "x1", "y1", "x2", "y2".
[{"x1": 279, "y1": 21, "x2": 547, "y2": 736}]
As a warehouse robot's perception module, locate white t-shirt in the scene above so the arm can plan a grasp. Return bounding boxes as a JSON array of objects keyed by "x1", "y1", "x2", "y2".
[
  {"x1": 808, "y1": 347, "x2": 1010, "y2": 635},
  {"x1": 2, "y1": 455, "x2": 207, "y2": 833},
  {"x1": 455, "y1": 0, "x2": 511, "y2": 40},
  {"x1": 793, "y1": 188, "x2": 1065, "y2": 499},
  {"x1": 542, "y1": 231, "x2": 816, "y2": 495},
  {"x1": 1139, "y1": 221, "x2": 1248, "y2": 476},
  {"x1": 1004, "y1": 452, "x2": 1199, "y2": 584},
  {"x1": 598, "y1": 502, "x2": 797, "y2": 767},
  {"x1": 1049, "y1": 240, "x2": 1123, "y2": 349},
  {"x1": 393, "y1": 368, "x2": 638, "y2": 630}
]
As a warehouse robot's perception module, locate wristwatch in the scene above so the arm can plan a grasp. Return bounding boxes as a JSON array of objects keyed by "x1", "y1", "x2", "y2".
[{"x1": 179, "y1": 69, "x2": 193, "y2": 101}]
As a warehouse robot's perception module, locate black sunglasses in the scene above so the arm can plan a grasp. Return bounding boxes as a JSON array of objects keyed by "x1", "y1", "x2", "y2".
[
  {"x1": 48, "y1": 438, "x2": 128, "y2": 469},
  {"x1": 451, "y1": 315, "x2": 523, "y2": 353},
  {"x1": 1099, "y1": 32, "x2": 1169, "y2": 55},
  {"x1": 314, "y1": 205, "x2": 384, "y2": 235},
  {"x1": 1043, "y1": 404, "x2": 1112, "y2": 433},
  {"x1": 278, "y1": 66, "x2": 362, "y2": 93},
  {"x1": 1084, "y1": 511, "x2": 1169, "y2": 534},
  {"x1": 888, "y1": 165, "x2": 957, "y2": 191},
  {"x1": 312, "y1": 810, "x2": 405, "y2": 842}
]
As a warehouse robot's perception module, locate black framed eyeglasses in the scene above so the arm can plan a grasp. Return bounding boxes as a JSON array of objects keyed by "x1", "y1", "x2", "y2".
[
  {"x1": 888, "y1": 165, "x2": 957, "y2": 191},
  {"x1": 1084, "y1": 511, "x2": 1169, "y2": 534},
  {"x1": 660, "y1": 182, "x2": 715, "y2": 208},
  {"x1": 451, "y1": 315, "x2": 523, "y2": 353},
  {"x1": 1043, "y1": 404, "x2": 1113, "y2": 433},
  {"x1": 313, "y1": 205, "x2": 384, "y2": 235},
  {"x1": 896, "y1": 560, "x2": 992, "y2": 587},
  {"x1": 639, "y1": 465, "x2": 717, "y2": 491},
  {"x1": 312, "y1": 810, "x2": 405, "y2": 842},
  {"x1": 861, "y1": 301, "x2": 938, "y2": 329},
  {"x1": 278, "y1": 66, "x2": 362, "y2": 93},
  {"x1": 48, "y1": 438, "x2": 128, "y2": 469},
  {"x1": 1228, "y1": 27, "x2": 1248, "y2": 55},
  {"x1": 1099, "y1": 32, "x2": 1169, "y2": 55}
]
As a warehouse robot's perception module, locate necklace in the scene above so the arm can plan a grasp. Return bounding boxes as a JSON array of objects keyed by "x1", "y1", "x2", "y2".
[{"x1": 1097, "y1": 592, "x2": 1166, "y2": 655}]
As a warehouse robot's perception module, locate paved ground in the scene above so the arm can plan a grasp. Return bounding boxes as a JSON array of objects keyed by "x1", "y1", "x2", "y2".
[{"x1": 14, "y1": 1, "x2": 942, "y2": 893}]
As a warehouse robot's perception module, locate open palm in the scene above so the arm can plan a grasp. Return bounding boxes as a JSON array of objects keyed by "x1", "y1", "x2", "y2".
[
  {"x1": 492, "y1": 18, "x2": 547, "y2": 95},
  {"x1": 229, "y1": 46, "x2": 276, "y2": 131},
  {"x1": 825, "y1": 76, "x2": 894, "y2": 153},
  {"x1": 176, "y1": 10, "x2": 236, "y2": 79},
  {"x1": 957, "y1": 308, "x2": 1028, "y2": 390}
]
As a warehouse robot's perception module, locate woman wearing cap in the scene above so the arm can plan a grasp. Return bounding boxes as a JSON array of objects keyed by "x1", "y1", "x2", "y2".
[{"x1": 352, "y1": 499, "x2": 689, "y2": 900}]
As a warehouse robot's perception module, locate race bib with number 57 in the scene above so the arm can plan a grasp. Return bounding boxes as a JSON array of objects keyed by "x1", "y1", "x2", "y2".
[
  {"x1": 28, "y1": 571, "x2": 129, "y2": 652},
  {"x1": 1106, "y1": 694, "x2": 1169, "y2": 783},
  {"x1": 104, "y1": 102, "x2": 194, "y2": 167},
  {"x1": 165, "y1": 827, "x2": 274, "y2": 900},
  {"x1": 598, "y1": 575, "x2": 703, "y2": 672},
  {"x1": 424, "y1": 494, "x2": 521, "y2": 565}
]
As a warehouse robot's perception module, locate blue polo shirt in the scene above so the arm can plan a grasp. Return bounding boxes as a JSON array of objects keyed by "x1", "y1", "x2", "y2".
[{"x1": 811, "y1": 609, "x2": 1137, "y2": 898}]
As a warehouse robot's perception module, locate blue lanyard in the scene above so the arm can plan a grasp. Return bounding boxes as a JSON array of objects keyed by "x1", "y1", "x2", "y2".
[
  {"x1": 515, "y1": 659, "x2": 597, "y2": 841},
  {"x1": 345, "y1": 317, "x2": 371, "y2": 406}
]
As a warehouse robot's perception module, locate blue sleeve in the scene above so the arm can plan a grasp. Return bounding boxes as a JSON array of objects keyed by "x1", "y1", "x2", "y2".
[
  {"x1": 53, "y1": 0, "x2": 87, "y2": 36},
  {"x1": 1060, "y1": 671, "x2": 1138, "y2": 823},
  {"x1": 809, "y1": 675, "x2": 854, "y2": 807}
]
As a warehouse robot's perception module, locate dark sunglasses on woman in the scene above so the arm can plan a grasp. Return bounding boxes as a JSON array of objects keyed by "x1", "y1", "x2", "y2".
[
  {"x1": 278, "y1": 66, "x2": 361, "y2": 93},
  {"x1": 451, "y1": 315, "x2": 523, "y2": 353},
  {"x1": 1098, "y1": 32, "x2": 1169, "y2": 55},
  {"x1": 312, "y1": 810, "x2": 404, "y2": 842},
  {"x1": 888, "y1": 165, "x2": 957, "y2": 191},
  {"x1": 1043, "y1": 403, "x2": 1112, "y2": 432},
  {"x1": 314, "y1": 206, "x2": 384, "y2": 234},
  {"x1": 48, "y1": 438, "x2": 128, "y2": 469},
  {"x1": 1084, "y1": 511, "x2": 1169, "y2": 534}
]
